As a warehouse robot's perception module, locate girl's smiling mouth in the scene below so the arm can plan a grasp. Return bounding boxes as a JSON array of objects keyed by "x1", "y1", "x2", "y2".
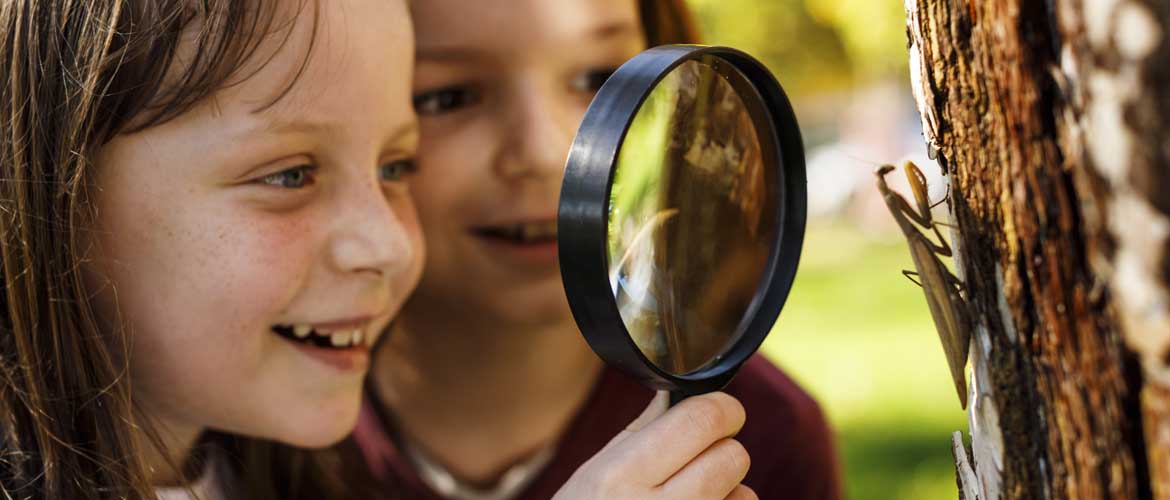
[
  {"x1": 271, "y1": 323, "x2": 369, "y2": 349},
  {"x1": 271, "y1": 318, "x2": 383, "y2": 372}
]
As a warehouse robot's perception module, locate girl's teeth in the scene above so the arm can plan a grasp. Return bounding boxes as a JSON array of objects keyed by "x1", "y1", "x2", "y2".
[{"x1": 276, "y1": 323, "x2": 366, "y2": 348}]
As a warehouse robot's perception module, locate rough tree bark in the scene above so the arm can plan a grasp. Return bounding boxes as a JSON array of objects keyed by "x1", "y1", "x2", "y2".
[{"x1": 903, "y1": 0, "x2": 1170, "y2": 498}]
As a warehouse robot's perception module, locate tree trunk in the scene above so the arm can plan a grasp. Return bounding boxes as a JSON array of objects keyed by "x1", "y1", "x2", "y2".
[{"x1": 903, "y1": 0, "x2": 1170, "y2": 498}]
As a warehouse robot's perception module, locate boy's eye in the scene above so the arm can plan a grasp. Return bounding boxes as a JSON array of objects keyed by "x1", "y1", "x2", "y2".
[
  {"x1": 380, "y1": 159, "x2": 417, "y2": 182},
  {"x1": 413, "y1": 86, "x2": 479, "y2": 116},
  {"x1": 259, "y1": 165, "x2": 316, "y2": 188},
  {"x1": 570, "y1": 67, "x2": 618, "y2": 93}
]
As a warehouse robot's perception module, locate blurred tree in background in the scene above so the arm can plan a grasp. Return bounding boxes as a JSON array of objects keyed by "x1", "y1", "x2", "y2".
[
  {"x1": 688, "y1": 0, "x2": 850, "y2": 96},
  {"x1": 804, "y1": 0, "x2": 908, "y2": 81},
  {"x1": 688, "y1": 0, "x2": 907, "y2": 97}
]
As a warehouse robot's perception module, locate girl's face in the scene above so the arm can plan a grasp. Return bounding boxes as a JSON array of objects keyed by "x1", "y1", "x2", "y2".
[
  {"x1": 406, "y1": 0, "x2": 645, "y2": 328},
  {"x1": 87, "y1": 0, "x2": 423, "y2": 448}
]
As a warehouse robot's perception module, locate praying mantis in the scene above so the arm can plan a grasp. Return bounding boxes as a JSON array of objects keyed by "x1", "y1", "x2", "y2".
[{"x1": 875, "y1": 161, "x2": 971, "y2": 409}]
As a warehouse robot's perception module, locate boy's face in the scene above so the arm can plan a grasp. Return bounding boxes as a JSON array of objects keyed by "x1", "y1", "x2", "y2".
[
  {"x1": 88, "y1": 0, "x2": 423, "y2": 448},
  {"x1": 402, "y1": 0, "x2": 645, "y2": 330}
]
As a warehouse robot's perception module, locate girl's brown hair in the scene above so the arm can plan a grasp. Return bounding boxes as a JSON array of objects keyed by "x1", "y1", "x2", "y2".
[
  {"x1": 0, "y1": 1, "x2": 317, "y2": 498},
  {"x1": 639, "y1": 0, "x2": 702, "y2": 46}
]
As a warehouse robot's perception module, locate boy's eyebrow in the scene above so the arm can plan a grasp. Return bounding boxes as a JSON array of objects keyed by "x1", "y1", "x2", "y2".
[
  {"x1": 590, "y1": 20, "x2": 638, "y2": 40},
  {"x1": 416, "y1": 20, "x2": 639, "y2": 62}
]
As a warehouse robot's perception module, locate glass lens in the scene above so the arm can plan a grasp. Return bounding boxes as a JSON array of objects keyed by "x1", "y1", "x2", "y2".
[{"x1": 607, "y1": 56, "x2": 778, "y2": 375}]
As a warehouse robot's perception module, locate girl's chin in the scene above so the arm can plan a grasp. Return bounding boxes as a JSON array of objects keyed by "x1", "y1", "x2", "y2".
[
  {"x1": 267, "y1": 417, "x2": 357, "y2": 449},
  {"x1": 281, "y1": 430, "x2": 352, "y2": 449},
  {"x1": 249, "y1": 398, "x2": 362, "y2": 449}
]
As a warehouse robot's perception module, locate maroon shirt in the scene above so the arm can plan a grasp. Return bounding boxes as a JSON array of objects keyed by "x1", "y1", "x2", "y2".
[{"x1": 353, "y1": 355, "x2": 841, "y2": 499}]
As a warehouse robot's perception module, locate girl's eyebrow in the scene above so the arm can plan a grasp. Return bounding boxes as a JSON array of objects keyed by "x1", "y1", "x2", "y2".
[
  {"x1": 258, "y1": 116, "x2": 331, "y2": 136},
  {"x1": 247, "y1": 112, "x2": 420, "y2": 149},
  {"x1": 387, "y1": 121, "x2": 421, "y2": 150}
]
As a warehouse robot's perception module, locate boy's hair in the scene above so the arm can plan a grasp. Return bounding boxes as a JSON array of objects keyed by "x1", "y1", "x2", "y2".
[
  {"x1": 638, "y1": 0, "x2": 702, "y2": 46},
  {"x1": 0, "y1": 1, "x2": 325, "y2": 498}
]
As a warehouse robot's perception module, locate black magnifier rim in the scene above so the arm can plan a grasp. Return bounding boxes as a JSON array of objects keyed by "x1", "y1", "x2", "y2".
[{"x1": 558, "y1": 45, "x2": 806, "y2": 396}]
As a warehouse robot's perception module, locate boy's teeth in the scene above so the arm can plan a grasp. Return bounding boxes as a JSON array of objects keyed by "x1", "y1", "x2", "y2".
[
  {"x1": 521, "y1": 221, "x2": 556, "y2": 241},
  {"x1": 353, "y1": 331, "x2": 364, "y2": 346},
  {"x1": 479, "y1": 220, "x2": 561, "y2": 243},
  {"x1": 488, "y1": 221, "x2": 556, "y2": 243},
  {"x1": 294, "y1": 324, "x2": 313, "y2": 338},
  {"x1": 331, "y1": 331, "x2": 352, "y2": 347}
]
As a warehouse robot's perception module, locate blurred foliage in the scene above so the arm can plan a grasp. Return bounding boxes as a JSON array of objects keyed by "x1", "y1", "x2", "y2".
[
  {"x1": 687, "y1": 0, "x2": 908, "y2": 98},
  {"x1": 804, "y1": 0, "x2": 910, "y2": 79}
]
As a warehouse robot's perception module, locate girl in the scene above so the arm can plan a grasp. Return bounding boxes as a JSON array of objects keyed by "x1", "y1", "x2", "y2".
[
  {"x1": 2, "y1": 0, "x2": 423, "y2": 497},
  {"x1": 360, "y1": 0, "x2": 842, "y2": 499},
  {"x1": 0, "y1": 0, "x2": 750, "y2": 498}
]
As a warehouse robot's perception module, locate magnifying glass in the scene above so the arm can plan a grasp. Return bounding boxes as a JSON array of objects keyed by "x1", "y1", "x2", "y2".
[{"x1": 558, "y1": 45, "x2": 806, "y2": 403}]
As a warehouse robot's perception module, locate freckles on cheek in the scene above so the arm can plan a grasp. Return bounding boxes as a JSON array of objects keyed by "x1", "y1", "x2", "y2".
[
  {"x1": 157, "y1": 209, "x2": 319, "y2": 336},
  {"x1": 225, "y1": 215, "x2": 319, "y2": 309}
]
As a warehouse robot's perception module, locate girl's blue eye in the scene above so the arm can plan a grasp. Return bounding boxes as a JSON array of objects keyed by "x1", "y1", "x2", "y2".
[
  {"x1": 380, "y1": 159, "x2": 417, "y2": 182},
  {"x1": 414, "y1": 86, "x2": 479, "y2": 116},
  {"x1": 571, "y1": 67, "x2": 618, "y2": 93},
  {"x1": 260, "y1": 165, "x2": 315, "y2": 188}
]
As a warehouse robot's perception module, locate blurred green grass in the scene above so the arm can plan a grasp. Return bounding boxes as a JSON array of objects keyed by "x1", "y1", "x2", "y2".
[{"x1": 760, "y1": 221, "x2": 965, "y2": 500}]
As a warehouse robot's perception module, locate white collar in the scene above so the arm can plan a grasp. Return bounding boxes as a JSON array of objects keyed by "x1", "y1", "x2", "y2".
[
  {"x1": 404, "y1": 441, "x2": 556, "y2": 500},
  {"x1": 154, "y1": 451, "x2": 229, "y2": 500}
]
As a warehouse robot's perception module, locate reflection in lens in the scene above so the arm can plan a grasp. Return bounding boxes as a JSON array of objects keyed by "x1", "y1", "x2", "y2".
[{"x1": 607, "y1": 57, "x2": 777, "y2": 375}]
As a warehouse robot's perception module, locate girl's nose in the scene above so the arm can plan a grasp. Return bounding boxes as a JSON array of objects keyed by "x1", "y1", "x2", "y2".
[{"x1": 329, "y1": 182, "x2": 417, "y2": 278}]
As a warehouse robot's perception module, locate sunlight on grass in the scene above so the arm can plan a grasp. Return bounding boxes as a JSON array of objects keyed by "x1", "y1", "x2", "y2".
[{"x1": 760, "y1": 221, "x2": 965, "y2": 500}]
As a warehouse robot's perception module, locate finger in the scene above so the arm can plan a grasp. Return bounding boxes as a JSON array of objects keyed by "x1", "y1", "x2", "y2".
[
  {"x1": 593, "y1": 390, "x2": 670, "y2": 458},
  {"x1": 608, "y1": 392, "x2": 746, "y2": 486},
  {"x1": 657, "y1": 438, "x2": 750, "y2": 500},
  {"x1": 724, "y1": 485, "x2": 758, "y2": 500}
]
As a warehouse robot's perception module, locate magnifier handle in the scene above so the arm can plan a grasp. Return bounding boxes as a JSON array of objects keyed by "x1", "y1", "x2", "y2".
[{"x1": 668, "y1": 391, "x2": 687, "y2": 407}]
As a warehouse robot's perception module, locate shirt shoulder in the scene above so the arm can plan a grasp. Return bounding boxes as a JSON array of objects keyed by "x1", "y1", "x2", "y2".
[{"x1": 724, "y1": 355, "x2": 842, "y2": 500}]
